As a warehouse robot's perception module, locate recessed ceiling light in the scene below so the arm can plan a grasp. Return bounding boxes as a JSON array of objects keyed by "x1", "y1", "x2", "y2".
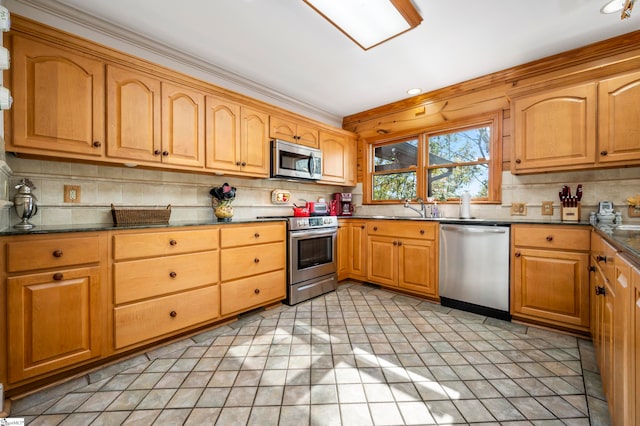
[
  {"x1": 406, "y1": 88, "x2": 422, "y2": 95},
  {"x1": 601, "y1": 0, "x2": 625, "y2": 13}
]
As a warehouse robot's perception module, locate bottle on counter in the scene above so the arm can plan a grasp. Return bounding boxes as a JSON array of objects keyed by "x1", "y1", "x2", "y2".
[
  {"x1": 589, "y1": 211, "x2": 597, "y2": 225},
  {"x1": 615, "y1": 211, "x2": 622, "y2": 225}
]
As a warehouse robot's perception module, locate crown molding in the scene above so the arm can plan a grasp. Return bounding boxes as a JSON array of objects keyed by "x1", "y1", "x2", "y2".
[{"x1": 10, "y1": 0, "x2": 342, "y2": 125}]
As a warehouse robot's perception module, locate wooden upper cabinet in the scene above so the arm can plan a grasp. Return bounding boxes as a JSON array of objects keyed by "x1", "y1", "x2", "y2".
[
  {"x1": 161, "y1": 82, "x2": 205, "y2": 168},
  {"x1": 106, "y1": 65, "x2": 161, "y2": 162},
  {"x1": 10, "y1": 35, "x2": 105, "y2": 157},
  {"x1": 206, "y1": 96, "x2": 269, "y2": 177},
  {"x1": 598, "y1": 70, "x2": 640, "y2": 165},
  {"x1": 319, "y1": 131, "x2": 347, "y2": 184},
  {"x1": 205, "y1": 95, "x2": 241, "y2": 172},
  {"x1": 240, "y1": 107, "x2": 270, "y2": 176},
  {"x1": 511, "y1": 82, "x2": 597, "y2": 173},
  {"x1": 270, "y1": 115, "x2": 319, "y2": 148}
]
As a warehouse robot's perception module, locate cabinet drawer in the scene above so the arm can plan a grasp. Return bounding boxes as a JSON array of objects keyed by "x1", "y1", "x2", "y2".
[
  {"x1": 513, "y1": 225, "x2": 590, "y2": 251},
  {"x1": 114, "y1": 285, "x2": 219, "y2": 349},
  {"x1": 114, "y1": 251, "x2": 219, "y2": 304},
  {"x1": 7, "y1": 236, "x2": 101, "y2": 272},
  {"x1": 221, "y1": 242, "x2": 285, "y2": 281},
  {"x1": 367, "y1": 221, "x2": 436, "y2": 240},
  {"x1": 113, "y1": 228, "x2": 218, "y2": 260},
  {"x1": 220, "y1": 223, "x2": 285, "y2": 248},
  {"x1": 221, "y1": 269, "x2": 286, "y2": 315}
]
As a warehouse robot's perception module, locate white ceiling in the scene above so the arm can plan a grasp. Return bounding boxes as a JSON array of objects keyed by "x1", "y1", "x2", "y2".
[{"x1": 7, "y1": 0, "x2": 640, "y2": 124}]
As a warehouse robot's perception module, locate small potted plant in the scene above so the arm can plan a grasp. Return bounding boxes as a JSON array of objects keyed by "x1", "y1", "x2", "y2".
[{"x1": 210, "y1": 183, "x2": 236, "y2": 222}]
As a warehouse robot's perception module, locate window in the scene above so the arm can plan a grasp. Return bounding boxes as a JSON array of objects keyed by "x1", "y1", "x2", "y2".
[
  {"x1": 371, "y1": 138, "x2": 418, "y2": 201},
  {"x1": 366, "y1": 112, "x2": 502, "y2": 204}
]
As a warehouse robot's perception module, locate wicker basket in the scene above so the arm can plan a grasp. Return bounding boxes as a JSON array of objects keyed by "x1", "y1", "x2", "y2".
[{"x1": 111, "y1": 204, "x2": 171, "y2": 225}]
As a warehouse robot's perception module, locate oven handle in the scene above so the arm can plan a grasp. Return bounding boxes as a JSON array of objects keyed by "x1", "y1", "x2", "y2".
[{"x1": 290, "y1": 228, "x2": 337, "y2": 240}]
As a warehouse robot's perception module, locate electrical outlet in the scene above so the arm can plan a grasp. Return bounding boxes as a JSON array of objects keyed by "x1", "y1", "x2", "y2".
[
  {"x1": 64, "y1": 185, "x2": 81, "y2": 203},
  {"x1": 541, "y1": 201, "x2": 554, "y2": 216},
  {"x1": 511, "y1": 202, "x2": 527, "y2": 216}
]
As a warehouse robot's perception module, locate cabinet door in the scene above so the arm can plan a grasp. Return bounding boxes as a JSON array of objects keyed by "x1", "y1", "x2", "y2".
[
  {"x1": 512, "y1": 82, "x2": 597, "y2": 172},
  {"x1": 344, "y1": 137, "x2": 357, "y2": 186},
  {"x1": 337, "y1": 223, "x2": 349, "y2": 280},
  {"x1": 7, "y1": 266, "x2": 102, "y2": 382},
  {"x1": 349, "y1": 221, "x2": 367, "y2": 279},
  {"x1": 11, "y1": 36, "x2": 105, "y2": 157},
  {"x1": 632, "y1": 266, "x2": 640, "y2": 426},
  {"x1": 161, "y1": 82, "x2": 205, "y2": 167},
  {"x1": 598, "y1": 70, "x2": 640, "y2": 165},
  {"x1": 319, "y1": 131, "x2": 347, "y2": 183},
  {"x1": 295, "y1": 123, "x2": 320, "y2": 148},
  {"x1": 613, "y1": 256, "x2": 633, "y2": 426},
  {"x1": 205, "y1": 95, "x2": 241, "y2": 172},
  {"x1": 367, "y1": 236, "x2": 397, "y2": 287},
  {"x1": 512, "y1": 248, "x2": 590, "y2": 331},
  {"x1": 603, "y1": 273, "x2": 616, "y2": 404},
  {"x1": 240, "y1": 107, "x2": 270, "y2": 176},
  {"x1": 106, "y1": 65, "x2": 161, "y2": 162},
  {"x1": 592, "y1": 263, "x2": 607, "y2": 372},
  {"x1": 398, "y1": 238, "x2": 437, "y2": 297}
]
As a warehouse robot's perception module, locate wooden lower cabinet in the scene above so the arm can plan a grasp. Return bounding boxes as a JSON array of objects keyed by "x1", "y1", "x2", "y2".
[
  {"x1": 337, "y1": 222, "x2": 349, "y2": 280},
  {"x1": 221, "y1": 269, "x2": 286, "y2": 315},
  {"x1": 366, "y1": 221, "x2": 438, "y2": 298},
  {"x1": 114, "y1": 286, "x2": 219, "y2": 349},
  {"x1": 7, "y1": 266, "x2": 103, "y2": 383},
  {"x1": 633, "y1": 265, "x2": 640, "y2": 426},
  {"x1": 338, "y1": 219, "x2": 367, "y2": 281},
  {"x1": 511, "y1": 225, "x2": 590, "y2": 333}
]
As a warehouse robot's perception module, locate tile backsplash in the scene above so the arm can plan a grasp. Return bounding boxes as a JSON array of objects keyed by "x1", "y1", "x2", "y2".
[
  {"x1": 2, "y1": 157, "x2": 345, "y2": 228},
  {"x1": 2, "y1": 156, "x2": 640, "y2": 229}
]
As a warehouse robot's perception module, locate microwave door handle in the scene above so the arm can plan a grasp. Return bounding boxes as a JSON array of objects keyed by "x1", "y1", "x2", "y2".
[{"x1": 308, "y1": 153, "x2": 315, "y2": 176}]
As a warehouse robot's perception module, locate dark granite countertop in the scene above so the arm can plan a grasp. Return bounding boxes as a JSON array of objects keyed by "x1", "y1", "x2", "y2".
[
  {"x1": 345, "y1": 215, "x2": 589, "y2": 227},
  {"x1": 0, "y1": 218, "x2": 287, "y2": 237}
]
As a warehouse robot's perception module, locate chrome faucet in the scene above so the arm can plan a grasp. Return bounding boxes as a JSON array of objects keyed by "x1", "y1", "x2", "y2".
[{"x1": 404, "y1": 198, "x2": 426, "y2": 218}]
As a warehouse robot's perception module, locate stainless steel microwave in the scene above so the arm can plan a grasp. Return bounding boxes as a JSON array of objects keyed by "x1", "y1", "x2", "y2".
[{"x1": 271, "y1": 139, "x2": 322, "y2": 180}]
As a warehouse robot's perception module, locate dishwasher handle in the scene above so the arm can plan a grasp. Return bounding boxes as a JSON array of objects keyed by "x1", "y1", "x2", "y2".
[{"x1": 441, "y1": 225, "x2": 508, "y2": 234}]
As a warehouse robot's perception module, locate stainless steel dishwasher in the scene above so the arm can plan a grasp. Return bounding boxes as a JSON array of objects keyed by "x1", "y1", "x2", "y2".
[{"x1": 439, "y1": 224, "x2": 511, "y2": 320}]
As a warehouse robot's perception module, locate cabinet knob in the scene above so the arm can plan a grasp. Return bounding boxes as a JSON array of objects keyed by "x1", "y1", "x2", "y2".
[
  {"x1": 595, "y1": 286, "x2": 606, "y2": 296},
  {"x1": 169, "y1": 239, "x2": 177, "y2": 246},
  {"x1": 236, "y1": 161, "x2": 241, "y2": 166},
  {"x1": 254, "y1": 258, "x2": 260, "y2": 263},
  {"x1": 169, "y1": 310, "x2": 177, "y2": 318},
  {"x1": 53, "y1": 272, "x2": 64, "y2": 281},
  {"x1": 420, "y1": 229, "x2": 425, "y2": 235},
  {"x1": 241, "y1": 162, "x2": 247, "y2": 167},
  {"x1": 53, "y1": 249, "x2": 63, "y2": 258},
  {"x1": 515, "y1": 158, "x2": 521, "y2": 164},
  {"x1": 154, "y1": 149, "x2": 161, "y2": 155},
  {"x1": 514, "y1": 251, "x2": 521, "y2": 257},
  {"x1": 600, "y1": 150, "x2": 608, "y2": 156},
  {"x1": 254, "y1": 232, "x2": 260, "y2": 238},
  {"x1": 162, "y1": 151, "x2": 169, "y2": 156},
  {"x1": 397, "y1": 241, "x2": 402, "y2": 246},
  {"x1": 596, "y1": 255, "x2": 607, "y2": 262},
  {"x1": 393, "y1": 241, "x2": 398, "y2": 246},
  {"x1": 373, "y1": 226, "x2": 378, "y2": 231},
  {"x1": 169, "y1": 271, "x2": 177, "y2": 278},
  {"x1": 92, "y1": 141, "x2": 102, "y2": 148},
  {"x1": 546, "y1": 235, "x2": 553, "y2": 242},
  {"x1": 254, "y1": 288, "x2": 260, "y2": 294},
  {"x1": 361, "y1": 225, "x2": 365, "y2": 229},
  {"x1": 589, "y1": 265, "x2": 596, "y2": 272}
]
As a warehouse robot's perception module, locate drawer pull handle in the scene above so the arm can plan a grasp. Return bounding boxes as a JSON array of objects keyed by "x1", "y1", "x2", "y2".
[
  {"x1": 169, "y1": 239, "x2": 177, "y2": 246},
  {"x1": 254, "y1": 288, "x2": 260, "y2": 294},
  {"x1": 514, "y1": 251, "x2": 521, "y2": 257},
  {"x1": 53, "y1": 250, "x2": 63, "y2": 258},
  {"x1": 596, "y1": 255, "x2": 607, "y2": 263},
  {"x1": 254, "y1": 258, "x2": 260, "y2": 263},
  {"x1": 595, "y1": 286, "x2": 606, "y2": 296},
  {"x1": 92, "y1": 141, "x2": 102, "y2": 148},
  {"x1": 254, "y1": 232, "x2": 260, "y2": 238},
  {"x1": 600, "y1": 150, "x2": 608, "y2": 156},
  {"x1": 515, "y1": 158, "x2": 522, "y2": 164},
  {"x1": 169, "y1": 310, "x2": 177, "y2": 318},
  {"x1": 420, "y1": 230, "x2": 425, "y2": 235},
  {"x1": 589, "y1": 265, "x2": 596, "y2": 272},
  {"x1": 169, "y1": 271, "x2": 177, "y2": 278},
  {"x1": 546, "y1": 235, "x2": 553, "y2": 241},
  {"x1": 53, "y1": 273, "x2": 64, "y2": 281},
  {"x1": 373, "y1": 226, "x2": 378, "y2": 231}
]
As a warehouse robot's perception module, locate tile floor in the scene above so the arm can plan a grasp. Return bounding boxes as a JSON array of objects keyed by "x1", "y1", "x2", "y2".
[{"x1": 8, "y1": 282, "x2": 611, "y2": 425}]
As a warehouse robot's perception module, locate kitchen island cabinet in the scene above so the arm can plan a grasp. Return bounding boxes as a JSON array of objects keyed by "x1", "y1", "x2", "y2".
[
  {"x1": 2, "y1": 233, "x2": 107, "y2": 384},
  {"x1": 511, "y1": 225, "x2": 591, "y2": 333},
  {"x1": 366, "y1": 221, "x2": 438, "y2": 299}
]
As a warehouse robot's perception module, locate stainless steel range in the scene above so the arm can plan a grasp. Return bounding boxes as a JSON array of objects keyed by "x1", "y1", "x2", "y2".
[{"x1": 258, "y1": 216, "x2": 338, "y2": 305}]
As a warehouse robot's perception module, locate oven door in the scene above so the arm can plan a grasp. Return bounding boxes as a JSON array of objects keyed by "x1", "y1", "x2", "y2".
[{"x1": 289, "y1": 227, "x2": 337, "y2": 284}]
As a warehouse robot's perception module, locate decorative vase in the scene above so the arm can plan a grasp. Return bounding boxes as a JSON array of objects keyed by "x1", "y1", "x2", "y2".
[{"x1": 213, "y1": 199, "x2": 234, "y2": 222}]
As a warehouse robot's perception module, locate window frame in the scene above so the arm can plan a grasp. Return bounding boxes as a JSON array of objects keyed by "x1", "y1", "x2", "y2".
[
  {"x1": 369, "y1": 135, "x2": 422, "y2": 203},
  {"x1": 364, "y1": 111, "x2": 502, "y2": 205}
]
